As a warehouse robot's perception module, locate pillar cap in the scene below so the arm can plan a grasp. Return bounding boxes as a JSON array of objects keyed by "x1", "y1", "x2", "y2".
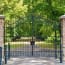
[
  {"x1": 60, "y1": 15, "x2": 65, "y2": 19},
  {"x1": 0, "y1": 15, "x2": 5, "y2": 19}
]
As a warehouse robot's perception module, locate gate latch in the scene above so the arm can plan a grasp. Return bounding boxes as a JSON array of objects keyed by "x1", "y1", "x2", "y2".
[{"x1": 30, "y1": 41, "x2": 35, "y2": 45}]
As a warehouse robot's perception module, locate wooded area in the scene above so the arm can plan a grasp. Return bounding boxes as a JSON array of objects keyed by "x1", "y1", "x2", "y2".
[{"x1": 0, "y1": 0, "x2": 65, "y2": 42}]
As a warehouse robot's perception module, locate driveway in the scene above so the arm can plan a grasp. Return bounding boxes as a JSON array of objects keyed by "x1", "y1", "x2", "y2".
[{"x1": 6, "y1": 57, "x2": 65, "y2": 65}]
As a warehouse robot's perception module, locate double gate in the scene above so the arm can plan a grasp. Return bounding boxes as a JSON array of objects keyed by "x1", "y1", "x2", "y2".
[{"x1": 4, "y1": 17, "x2": 63, "y2": 64}]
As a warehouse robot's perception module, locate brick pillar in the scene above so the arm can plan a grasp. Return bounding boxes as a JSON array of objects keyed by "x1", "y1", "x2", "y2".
[
  {"x1": 60, "y1": 15, "x2": 65, "y2": 60},
  {"x1": 0, "y1": 15, "x2": 4, "y2": 65}
]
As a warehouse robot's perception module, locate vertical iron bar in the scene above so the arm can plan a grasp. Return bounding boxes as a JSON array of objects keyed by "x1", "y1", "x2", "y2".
[
  {"x1": 31, "y1": 15, "x2": 34, "y2": 56},
  {"x1": 60, "y1": 39, "x2": 63, "y2": 63},
  {"x1": 4, "y1": 45, "x2": 7, "y2": 64},
  {"x1": 53, "y1": 22, "x2": 57, "y2": 59},
  {"x1": 0, "y1": 47, "x2": 2, "y2": 65},
  {"x1": 4, "y1": 22, "x2": 7, "y2": 64},
  {"x1": 31, "y1": 43, "x2": 33, "y2": 56},
  {"x1": 8, "y1": 43, "x2": 10, "y2": 59},
  {"x1": 59, "y1": 0, "x2": 63, "y2": 63},
  {"x1": 31, "y1": 0, "x2": 34, "y2": 56},
  {"x1": 59, "y1": 22, "x2": 63, "y2": 63},
  {"x1": 54, "y1": 30, "x2": 57, "y2": 59}
]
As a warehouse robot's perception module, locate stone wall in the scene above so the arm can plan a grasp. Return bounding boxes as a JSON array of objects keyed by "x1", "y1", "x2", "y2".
[
  {"x1": 0, "y1": 15, "x2": 4, "y2": 64},
  {"x1": 60, "y1": 15, "x2": 65, "y2": 60}
]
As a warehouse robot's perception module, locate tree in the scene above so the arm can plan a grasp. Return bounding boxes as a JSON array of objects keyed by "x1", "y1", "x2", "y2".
[{"x1": 0, "y1": 0, "x2": 65, "y2": 41}]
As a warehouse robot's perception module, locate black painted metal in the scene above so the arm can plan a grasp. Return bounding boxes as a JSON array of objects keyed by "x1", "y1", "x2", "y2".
[
  {"x1": 4, "y1": 23, "x2": 63, "y2": 63},
  {"x1": 59, "y1": 22, "x2": 63, "y2": 63},
  {"x1": 4, "y1": 15, "x2": 63, "y2": 64},
  {"x1": 3, "y1": 0, "x2": 63, "y2": 64},
  {"x1": 31, "y1": 14, "x2": 34, "y2": 56},
  {"x1": 31, "y1": 45, "x2": 34, "y2": 56},
  {"x1": 54, "y1": 29, "x2": 57, "y2": 59},
  {"x1": 30, "y1": 41, "x2": 35, "y2": 56},
  {"x1": 0, "y1": 47, "x2": 2, "y2": 65},
  {"x1": 30, "y1": 41, "x2": 35, "y2": 45},
  {"x1": 4, "y1": 45, "x2": 7, "y2": 64},
  {"x1": 4, "y1": 22, "x2": 63, "y2": 62},
  {"x1": 8, "y1": 43, "x2": 10, "y2": 59},
  {"x1": 60, "y1": 38, "x2": 63, "y2": 63}
]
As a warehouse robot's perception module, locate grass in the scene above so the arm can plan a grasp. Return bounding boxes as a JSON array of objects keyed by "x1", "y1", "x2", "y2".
[
  {"x1": 9, "y1": 44, "x2": 29, "y2": 49},
  {"x1": 5, "y1": 41, "x2": 56, "y2": 49},
  {"x1": 37, "y1": 43, "x2": 54, "y2": 49}
]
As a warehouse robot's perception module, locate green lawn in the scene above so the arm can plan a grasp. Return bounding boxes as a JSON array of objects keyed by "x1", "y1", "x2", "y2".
[
  {"x1": 37, "y1": 43, "x2": 54, "y2": 49},
  {"x1": 9, "y1": 44, "x2": 29, "y2": 49},
  {"x1": 5, "y1": 41, "x2": 56, "y2": 49}
]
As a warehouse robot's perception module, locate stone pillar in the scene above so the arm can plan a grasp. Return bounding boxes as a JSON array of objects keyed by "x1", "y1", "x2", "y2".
[
  {"x1": 0, "y1": 15, "x2": 4, "y2": 65},
  {"x1": 60, "y1": 15, "x2": 65, "y2": 60}
]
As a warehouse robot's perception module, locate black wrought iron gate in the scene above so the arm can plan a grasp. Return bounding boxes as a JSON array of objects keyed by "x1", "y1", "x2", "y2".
[
  {"x1": 4, "y1": 0, "x2": 63, "y2": 64},
  {"x1": 4, "y1": 19, "x2": 63, "y2": 64}
]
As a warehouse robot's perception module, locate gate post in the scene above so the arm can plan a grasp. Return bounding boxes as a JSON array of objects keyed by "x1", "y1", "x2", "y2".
[
  {"x1": 0, "y1": 15, "x2": 4, "y2": 65},
  {"x1": 8, "y1": 43, "x2": 10, "y2": 59},
  {"x1": 60, "y1": 15, "x2": 65, "y2": 63}
]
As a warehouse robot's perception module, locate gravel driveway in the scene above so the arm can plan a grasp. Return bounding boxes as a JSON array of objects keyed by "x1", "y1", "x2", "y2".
[{"x1": 6, "y1": 57, "x2": 65, "y2": 65}]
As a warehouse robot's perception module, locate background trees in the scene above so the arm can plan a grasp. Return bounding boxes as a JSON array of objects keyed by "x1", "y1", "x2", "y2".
[{"x1": 0, "y1": 0, "x2": 65, "y2": 41}]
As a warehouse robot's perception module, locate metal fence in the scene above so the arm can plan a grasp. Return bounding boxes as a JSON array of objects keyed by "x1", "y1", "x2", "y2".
[{"x1": 4, "y1": 17, "x2": 63, "y2": 64}]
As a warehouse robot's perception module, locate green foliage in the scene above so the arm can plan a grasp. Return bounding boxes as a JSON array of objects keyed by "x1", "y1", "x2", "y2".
[
  {"x1": 40, "y1": 20, "x2": 53, "y2": 40},
  {"x1": 0, "y1": 0, "x2": 65, "y2": 42}
]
